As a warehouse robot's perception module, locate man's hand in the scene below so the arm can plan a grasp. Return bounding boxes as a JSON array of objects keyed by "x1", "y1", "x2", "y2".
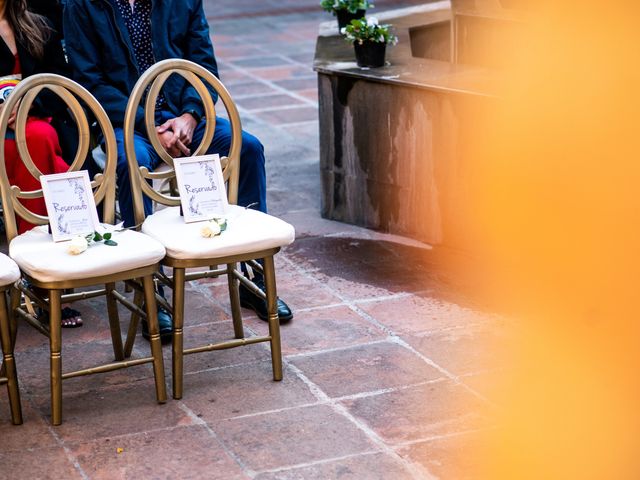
[
  {"x1": 156, "y1": 113, "x2": 198, "y2": 147},
  {"x1": 156, "y1": 128, "x2": 190, "y2": 157}
]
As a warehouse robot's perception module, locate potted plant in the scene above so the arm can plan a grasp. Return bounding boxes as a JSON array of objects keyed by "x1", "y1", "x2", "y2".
[
  {"x1": 320, "y1": 0, "x2": 374, "y2": 29},
  {"x1": 342, "y1": 17, "x2": 398, "y2": 68}
]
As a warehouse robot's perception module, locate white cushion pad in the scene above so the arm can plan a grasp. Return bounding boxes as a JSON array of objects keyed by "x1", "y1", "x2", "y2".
[
  {"x1": 9, "y1": 227, "x2": 166, "y2": 283},
  {"x1": 141, "y1": 205, "x2": 295, "y2": 260},
  {"x1": 0, "y1": 253, "x2": 20, "y2": 287}
]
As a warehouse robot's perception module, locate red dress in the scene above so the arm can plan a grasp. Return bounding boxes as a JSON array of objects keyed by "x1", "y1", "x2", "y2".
[{"x1": 4, "y1": 53, "x2": 69, "y2": 234}]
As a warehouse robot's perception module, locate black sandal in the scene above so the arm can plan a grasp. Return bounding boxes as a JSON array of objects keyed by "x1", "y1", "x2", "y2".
[{"x1": 37, "y1": 306, "x2": 84, "y2": 328}]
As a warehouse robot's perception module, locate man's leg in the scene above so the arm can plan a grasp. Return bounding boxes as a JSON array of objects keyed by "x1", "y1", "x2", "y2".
[
  {"x1": 114, "y1": 128, "x2": 158, "y2": 228},
  {"x1": 190, "y1": 117, "x2": 292, "y2": 323},
  {"x1": 114, "y1": 128, "x2": 173, "y2": 341}
]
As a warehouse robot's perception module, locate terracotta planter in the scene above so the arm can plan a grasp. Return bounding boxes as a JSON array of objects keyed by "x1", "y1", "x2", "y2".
[
  {"x1": 353, "y1": 40, "x2": 387, "y2": 67},
  {"x1": 336, "y1": 9, "x2": 366, "y2": 29}
]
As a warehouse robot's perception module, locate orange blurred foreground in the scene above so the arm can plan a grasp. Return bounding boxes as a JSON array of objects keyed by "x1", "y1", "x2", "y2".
[{"x1": 466, "y1": 1, "x2": 640, "y2": 478}]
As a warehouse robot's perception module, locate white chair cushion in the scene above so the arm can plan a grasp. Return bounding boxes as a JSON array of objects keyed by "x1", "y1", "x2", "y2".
[
  {"x1": 0, "y1": 252, "x2": 20, "y2": 287},
  {"x1": 9, "y1": 227, "x2": 166, "y2": 283},
  {"x1": 141, "y1": 205, "x2": 295, "y2": 260}
]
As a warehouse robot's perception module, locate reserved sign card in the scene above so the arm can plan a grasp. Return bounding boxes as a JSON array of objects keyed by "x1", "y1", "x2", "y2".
[
  {"x1": 174, "y1": 154, "x2": 229, "y2": 223},
  {"x1": 41, "y1": 171, "x2": 100, "y2": 242}
]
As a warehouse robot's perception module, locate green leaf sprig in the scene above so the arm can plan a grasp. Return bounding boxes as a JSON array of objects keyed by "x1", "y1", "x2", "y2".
[{"x1": 87, "y1": 231, "x2": 118, "y2": 247}]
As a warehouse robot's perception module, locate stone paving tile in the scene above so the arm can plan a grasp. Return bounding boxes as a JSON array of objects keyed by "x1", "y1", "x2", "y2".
[
  {"x1": 396, "y1": 431, "x2": 488, "y2": 480},
  {"x1": 279, "y1": 210, "x2": 373, "y2": 239},
  {"x1": 254, "y1": 452, "x2": 415, "y2": 480},
  {"x1": 0, "y1": 446, "x2": 83, "y2": 479},
  {"x1": 247, "y1": 305, "x2": 386, "y2": 356},
  {"x1": 297, "y1": 88, "x2": 319, "y2": 102},
  {"x1": 215, "y1": 45, "x2": 268, "y2": 60},
  {"x1": 236, "y1": 93, "x2": 306, "y2": 111},
  {"x1": 273, "y1": 77, "x2": 318, "y2": 91},
  {"x1": 402, "y1": 320, "x2": 511, "y2": 377},
  {"x1": 0, "y1": 399, "x2": 58, "y2": 451},
  {"x1": 358, "y1": 295, "x2": 492, "y2": 335},
  {"x1": 459, "y1": 370, "x2": 510, "y2": 404},
  {"x1": 68, "y1": 425, "x2": 248, "y2": 480},
  {"x1": 249, "y1": 65, "x2": 314, "y2": 82},
  {"x1": 255, "y1": 106, "x2": 319, "y2": 125},
  {"x1": 218, "y1": 68, "x2": 253, "y2": 85},
  {"x1": 252, "y1": 259, "x2": 343, "y2": 311},
  {"x1": 180, "y1": 287, "x2": 232, "y2": 327},
  {"x1": 214, "y1": 404, "x2": 376, "y2": 471},
  {"x1": 290, "y1": 341, "x2": 443, "y2": 398},
  {"x1": 227, "y1": 81, "x2": 279, "y2": 98},
  {"x1": 232, "y1": 56, "x2": 294, "y2": 69},
  {"x1": 181, "y1": 362, "x2": 316, "y2": 421},
  {"x1": 284, "y1": 236, "x2": 432, "y2": 301},
  {"x1": 341, "y1": 380, "x2": 489, "y2": 445},
  {"x1": 29, "y1": 380, "x2": 193, "y2": 443}
]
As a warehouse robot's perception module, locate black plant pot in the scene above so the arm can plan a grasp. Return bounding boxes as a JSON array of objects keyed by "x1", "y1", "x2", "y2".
[
  {"x1": 336, "y1": 9, "x2": 366, "y2": 29},
  {"x1": 353, "y1": 41, "x2": 387, "y2": 68}
]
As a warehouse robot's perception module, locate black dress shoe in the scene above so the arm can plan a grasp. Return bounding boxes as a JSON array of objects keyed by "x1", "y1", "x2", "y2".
[
  {"x1": 142, "y1": 307, "x2": 173, "y2": 344},
  {"x1": 239, "y1": 278, "x2": 293, "y2": 323}
]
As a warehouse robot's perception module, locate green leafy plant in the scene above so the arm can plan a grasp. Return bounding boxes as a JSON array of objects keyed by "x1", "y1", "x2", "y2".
[
  {"x1": 320, "y1": 0, "x2": 373, "y2": 14},
  {"x1": 88, "y1": 231, "x2": 118, "y2": 247},
  {"x1": 342, "y1": 17, "x2": 398, "y2": 45}
]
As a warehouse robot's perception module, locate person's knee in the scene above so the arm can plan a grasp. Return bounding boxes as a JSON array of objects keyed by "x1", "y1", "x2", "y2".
[
  {"x1": 116, "y1": 139, "x2": 153, "y2": 179},
  {"x1": 240, "y1": 132, "x2": 265, "y2": 177},
  {"x1": 241, "y1": 132, "x2": 264, "y2": 159}
]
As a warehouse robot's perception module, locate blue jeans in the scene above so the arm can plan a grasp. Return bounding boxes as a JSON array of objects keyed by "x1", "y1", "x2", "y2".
[{"x1": 114, "y1": 110, "x2": 267, "y2": 228}]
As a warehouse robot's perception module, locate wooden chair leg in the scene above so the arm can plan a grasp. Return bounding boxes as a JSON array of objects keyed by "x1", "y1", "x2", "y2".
[
  {"x1": 105, "y1": 282, "x2": 124, "y2": 361},
  {"x1": 9, "y1": 287, "x2": 20, "y2": 352},
  {"x1": 49, "y1": 289, "x2": 63, "y2": 426},
  {"x1": 0, "y1": 289, "x2": 22, "y2": 425},
  {"x1": 142, "y1": 276, "x2": 167, "y2": 404},
  {"x1": 124, "y1": 285, "x2": 144, "y2": 358},
  {"x1": 171, "y1": 268, "x2": 185, "y2": 400},
  {"x1": 263, "y1": 256, "x2": 283, "y2": 381},
  {"x1": 227, "y1": 262, "x2": 244, "y2": 339}
]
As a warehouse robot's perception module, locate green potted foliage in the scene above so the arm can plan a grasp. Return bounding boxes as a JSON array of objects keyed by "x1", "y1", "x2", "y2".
[
  {"x1": 342, "y1": 17, "x2": 398, "y2": 68},
  {"x1": 320, "y1": 0, "x2": 374, "y2": 29}
]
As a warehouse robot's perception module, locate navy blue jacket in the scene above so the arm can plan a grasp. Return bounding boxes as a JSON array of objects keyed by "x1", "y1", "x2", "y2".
[{"x1": 63, "y1": 0, "x2": 219, "y2": 133}]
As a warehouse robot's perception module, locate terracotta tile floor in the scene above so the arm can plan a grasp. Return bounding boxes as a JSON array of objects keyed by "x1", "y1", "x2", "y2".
[{"x1": 0, "y1": 1, "x2": 502, "y2": 478}]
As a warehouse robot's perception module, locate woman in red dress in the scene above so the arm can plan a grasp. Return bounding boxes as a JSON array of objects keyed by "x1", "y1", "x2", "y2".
[{"x1": 1, "y1": 0, "x2": 82, "y2": 326}]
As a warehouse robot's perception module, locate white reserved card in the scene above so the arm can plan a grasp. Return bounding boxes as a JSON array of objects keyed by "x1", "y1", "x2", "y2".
[
  {"x1": 174, "y1": 154, "x2": 229, "y2": 223},
  {"x1": 41, "y1": 171, "x2": 100, "y2": 242}
]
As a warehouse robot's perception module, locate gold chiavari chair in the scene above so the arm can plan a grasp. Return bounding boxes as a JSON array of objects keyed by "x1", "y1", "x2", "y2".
[
  {"x1": 0, "y1": 253, "x2": 21, "y2": 425},
  {"x1": 122, "y1": 59, "x2": 295, "y2": 399},
  {"x1": 0, "y1": 74, "x2": 167, "y2": 425}
]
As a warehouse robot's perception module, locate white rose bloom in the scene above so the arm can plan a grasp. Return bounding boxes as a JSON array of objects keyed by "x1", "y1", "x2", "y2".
[
  {"x1": 200, "y1": 221, "x2": 221, "y2": 238},
  {"x1": 340, "y1": 27, "x2": 346, "y2": 34},
  {"x1": 367, "y1": 17, "x2": 378, "y2": 26},
  {"x1": 67, "y1": 235, "x2": 88, "y2": 255}
]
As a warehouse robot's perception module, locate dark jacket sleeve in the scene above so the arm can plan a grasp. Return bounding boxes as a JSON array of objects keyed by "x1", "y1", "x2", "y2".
[
  {"x1": 63, "y1": 0, "x2": 146, "y2": 131},
  {"x1": 179, "y1": 0, "x2": 219, "y2": 118}
]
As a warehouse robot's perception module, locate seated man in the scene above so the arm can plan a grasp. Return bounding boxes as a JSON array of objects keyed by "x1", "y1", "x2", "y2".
[{"x1": 62, "y1": 0, "x2": 293, "y2": 341}]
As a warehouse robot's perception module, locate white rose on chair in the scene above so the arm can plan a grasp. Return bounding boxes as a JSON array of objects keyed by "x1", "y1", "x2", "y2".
[
  {"x1": 200, "y1": 218, "x2": 227, "y2": 238},
  {"x1": 66, "y1": 235, "x2": 88, "y2": 255}
]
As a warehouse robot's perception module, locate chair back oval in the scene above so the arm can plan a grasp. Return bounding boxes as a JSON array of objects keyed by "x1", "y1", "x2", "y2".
[
  {"x1": 123, "y1": 59, "x2": 242, "y2": 228},
  {"x1": 0, "y1": 73, "x2": 118, "y2": 242}
]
